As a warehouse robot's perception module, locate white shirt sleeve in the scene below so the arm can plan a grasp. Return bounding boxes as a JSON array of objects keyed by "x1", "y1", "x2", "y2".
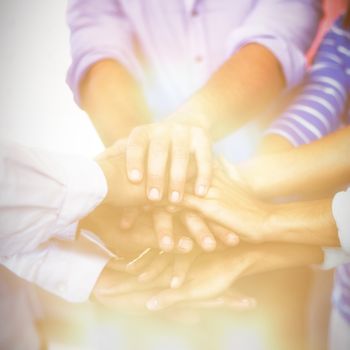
[
  {"x1": 320, "y1": 187, "x2": 350, "y2": 269},
  {"x1": 225, "y1": 0, "x2": 321, "y2": 89},
  {"x1": 0, "y1": 139, "x2": 108, "y2": 256},
  {"x1": 0, "y1": 231, "x2": 112, "y2": 302},
  {"x1": 332, "y1": 187, "x2": 350, "y2": 254}
]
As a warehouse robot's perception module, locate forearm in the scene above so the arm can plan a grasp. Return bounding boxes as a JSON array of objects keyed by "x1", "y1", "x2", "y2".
[
  {"x1": 265, "y1": 198, "x2": 339, "y2": 247},
  {"x1": 241, "y1": 127, "x2": 350, "y2": 198},
  {"x1": 80, "y1": 59, "x2": 152, "y2": 146},
  {"x1": 238, "y1": 242, "x2": 324, "y2": 278},
  {"x1": 168, "y1": 44, "x2": 285, "y2": 140}
]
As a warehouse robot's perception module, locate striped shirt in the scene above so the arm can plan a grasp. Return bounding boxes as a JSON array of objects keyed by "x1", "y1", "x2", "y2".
[
  {"x1": 266, "y1": 15, "x2": 350, "y2": 324},
  {"x1": 266, "y1": 16, "x2": 350, "y2": 146}
]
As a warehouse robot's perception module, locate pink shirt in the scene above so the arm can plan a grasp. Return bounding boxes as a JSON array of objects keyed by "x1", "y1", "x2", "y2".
[{"x1": 67, "y1": 0, "x2": 321, "y2": 119}]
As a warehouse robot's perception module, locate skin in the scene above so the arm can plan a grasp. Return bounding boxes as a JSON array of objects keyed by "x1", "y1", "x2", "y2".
[
  {"x1": 181, "y1": 167, "x2": 340, "y2": 247},
  {"x1": 82, "y1": 42, "x2": 285, "y2": 251},
  {"x1": 80, "y1": 43, "x2": 285, "y2": 203},
  {"x1": 144, "y1": 243, "x2": 323, "y2": 310},
  {"x1": 96, "y1": 139, "x2": 234, "y2": 251},
  {"x1": 78, "y1": 206, "x2": 194, "y2": 258},
  {"x1": 239, "y1": 126, "x2": 350, "y2": 198}
]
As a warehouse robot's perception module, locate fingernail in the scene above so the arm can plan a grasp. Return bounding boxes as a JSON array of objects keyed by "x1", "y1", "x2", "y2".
[
  {"x1": 240, "y1": 298, "x2": 256, "y2": 308},
  {"x1": 170, "y1": 276, "x2": 181, "y2": 289},
  {"x1": 196, "y1": 184, "x2": 207, "y2": 196},
  {"x1": 148, "y1": 187, "x2": 160, "y2": 201},
  {"x1": 130, "y1": 169, "x2": 142, "y2": 182},
  {"x1": 226, "y1": 233, "x2": 239, "y2": 246},
  {"x1": 146, "y1": 298, "x2": 160, "y2": 311},
  {"x1": 178, "y1": 237, "x2": 193, "y2": 253},
  {"x1": 160, "y1": 235, "x2": 174, "y2": 251},
  {"x1": 170, "y1": 191, "x2": 181, "y2": 203},
  {"x1": 138, "y1": 272, "x2": 150, "y2": 283},
  {"x1": 202, "y1": 236, "x2": 216, "y2": 251}
]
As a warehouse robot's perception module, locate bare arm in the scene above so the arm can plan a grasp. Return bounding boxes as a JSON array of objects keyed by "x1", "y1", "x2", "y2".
[
  {"x1": 240, "y1": 126, "x2": 350, "y2": 198},
  {"x1": 168, "y1": 44, "x2": 285, "y2": 140},
  {"x1": 80, "y1": 59, "x2": 152, "y2": 146},
  {"x1": 182, "y1": 171, "x2": 339, "y2": 247}
]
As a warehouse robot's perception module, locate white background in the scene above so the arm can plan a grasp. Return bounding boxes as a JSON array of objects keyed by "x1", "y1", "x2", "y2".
[{"x1": 0, "y1": 0, "x2": 103, "y2": 156}]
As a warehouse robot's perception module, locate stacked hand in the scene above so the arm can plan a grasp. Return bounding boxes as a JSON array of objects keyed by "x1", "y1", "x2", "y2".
[{"x1": 82, "y1": 122, "x2": 289, "y2": 314}]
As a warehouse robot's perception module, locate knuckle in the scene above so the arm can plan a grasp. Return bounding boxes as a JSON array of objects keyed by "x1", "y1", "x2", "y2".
[
  {"x1": 148, "y1": 172, "x2": 163, "y2": 182},
  {"x1": 170, "y1": 168, "x2": 186, "y2": 182},
  {"x1": 127, "y1": 144, "x2": 145, "y2": 158},
  {"x1": 172, "y1": 146, "x2": 189, "y2": 160}
]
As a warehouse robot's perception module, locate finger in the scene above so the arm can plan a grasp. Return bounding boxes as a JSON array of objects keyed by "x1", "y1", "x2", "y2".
[
  {"x1": 170, "y1": 251, "x2": 198, "y2": 289},
  {"x1": 120, "y1": 207, "x2": 140, "y2": 230},
  {"x1": 182, "y1": 296, "x2": 226, "y2": 309},
  {"x1": 169, "y1": 125, "x2": 190, "y2": 203},
  {"x1": 191, "y1": 127, "x2": 212, "y2": 197},
  {"x1": 97, "y1": 274, "x2": 143, "y2": 296},
  {"x1": 146, "y1": 125, "x2": 170, "y2": 201},
  {"x1": 183, "y1": 194, "x2": 220, "y2": 223},
  {"x1": 126, "y1": 126, "x2": 149, "y2": 183},
  {"x1": 183, "y1": 194, "x2": 238, "y2": 233},
  {"x1": 146, "y1": 287, "x2": 187, "y2": 311},
  {"x1": 107, "y1": 257, "x2": 129, "y2": 273},
  {"x1": 96, "y1": 138, "x2": 127, "y2": 160},
  {"x1": 222, "y1": 289, "x2": 257, "y2": 310},
  {"x1": 208, "y1": 222, "x2": 239, "y2": 247},
  {"x1": 125, "y1": 248, "x2": 158, "y2": 274},
  {"x1": 96, "y1": 289, "x2": 163, "y2": 312},
  {"x1": 138, "y1": 252, "x2": 173, "y2": 283},
  {"x1": 153, "y1": 208, "x2": 174, "y2": 252},
  {"x1": 175, "y1": 236, "x2": 194, "y2": 254},
  {"x1": 182, "y1": 211, "x2": 216, "y2": 251}
]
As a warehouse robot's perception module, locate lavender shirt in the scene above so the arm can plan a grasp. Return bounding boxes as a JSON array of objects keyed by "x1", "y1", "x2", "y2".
[
  {"x1": 266, "y1": 15, "x2": 350, "y2": 324},
  {"x1": 66, "y1": 0, "x2": 320, "y2": 119}
]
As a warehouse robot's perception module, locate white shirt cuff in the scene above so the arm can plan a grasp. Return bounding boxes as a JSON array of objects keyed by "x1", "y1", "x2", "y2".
[
  {"x1": 54, "y1": 155, "x2": 108, "y2": 236},
  {"x1": 320, "y1": 247, "x2": 350, "y2": 270},
  {"x1": 332, "y1": 187, "x2": 350, "y2": 254},
  {"x1": 0, "y1": 233, "x2": 112, "y2": 303}
]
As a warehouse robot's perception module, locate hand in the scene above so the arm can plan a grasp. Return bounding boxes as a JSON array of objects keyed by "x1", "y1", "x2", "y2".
[
  {"x1": 182, "y1": 166, "x2": 274, "y2": 243},
  {"x1": 145, "y1": 246, "x2": 258, "y2": 310},
  {"x1": 79, "y1": 205, "x2": 194, "y2": 257},
  {"x1": 125, "y1": 122, "x2": 213, "y2": 202},
  {"x1": 120, "y1": 204, "x2": 239, "y2": 252},
  {"x1": 96, "y1": 139, "x2": 147, "y2": 208},
  {"x1": 93, "y1": 258, "x2": 255, "y2": 314}
]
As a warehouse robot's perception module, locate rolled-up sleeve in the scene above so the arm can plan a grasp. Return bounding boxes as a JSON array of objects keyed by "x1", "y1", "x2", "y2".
[
  {"x1": 225, "y1": 0, "x2": 321, "y2": 89},
  {"x1": 66, "y1": 0, "x2": 142, "y2": 104},
  {"x1": 0, "y1": 232, "x2": 112, "y2": 303},
  {"x1": 0, "y1": 140, "x2": 107, "y2": 256}
]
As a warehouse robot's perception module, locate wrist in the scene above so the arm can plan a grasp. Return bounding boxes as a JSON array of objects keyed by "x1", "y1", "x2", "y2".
[
  {"x1": 238, "y1": 158, "x2": 277, "y2": 198},
  {"x1": 166, "y1": 104, "x2": 213, "y2": 135},
  {"x1": 263, "y1": 204, "x2": 290, "y2": 242},
  {"x1": 225, "y1": 245, "x2": 261, "y2": 278}
]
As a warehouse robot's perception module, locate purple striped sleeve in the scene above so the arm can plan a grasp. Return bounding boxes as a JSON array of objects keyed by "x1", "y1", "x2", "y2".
[{"x1": 265, "y1": 17, "x2": 348, "y2": 147}]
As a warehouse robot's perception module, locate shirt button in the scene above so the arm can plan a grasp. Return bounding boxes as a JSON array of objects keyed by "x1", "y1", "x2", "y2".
[
  {"x1": 191, "y1": 9, "x2": 198, "y2": 17},
  {"x1": 195, "y1": 55, "x2": 203, "y2": 63}
]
